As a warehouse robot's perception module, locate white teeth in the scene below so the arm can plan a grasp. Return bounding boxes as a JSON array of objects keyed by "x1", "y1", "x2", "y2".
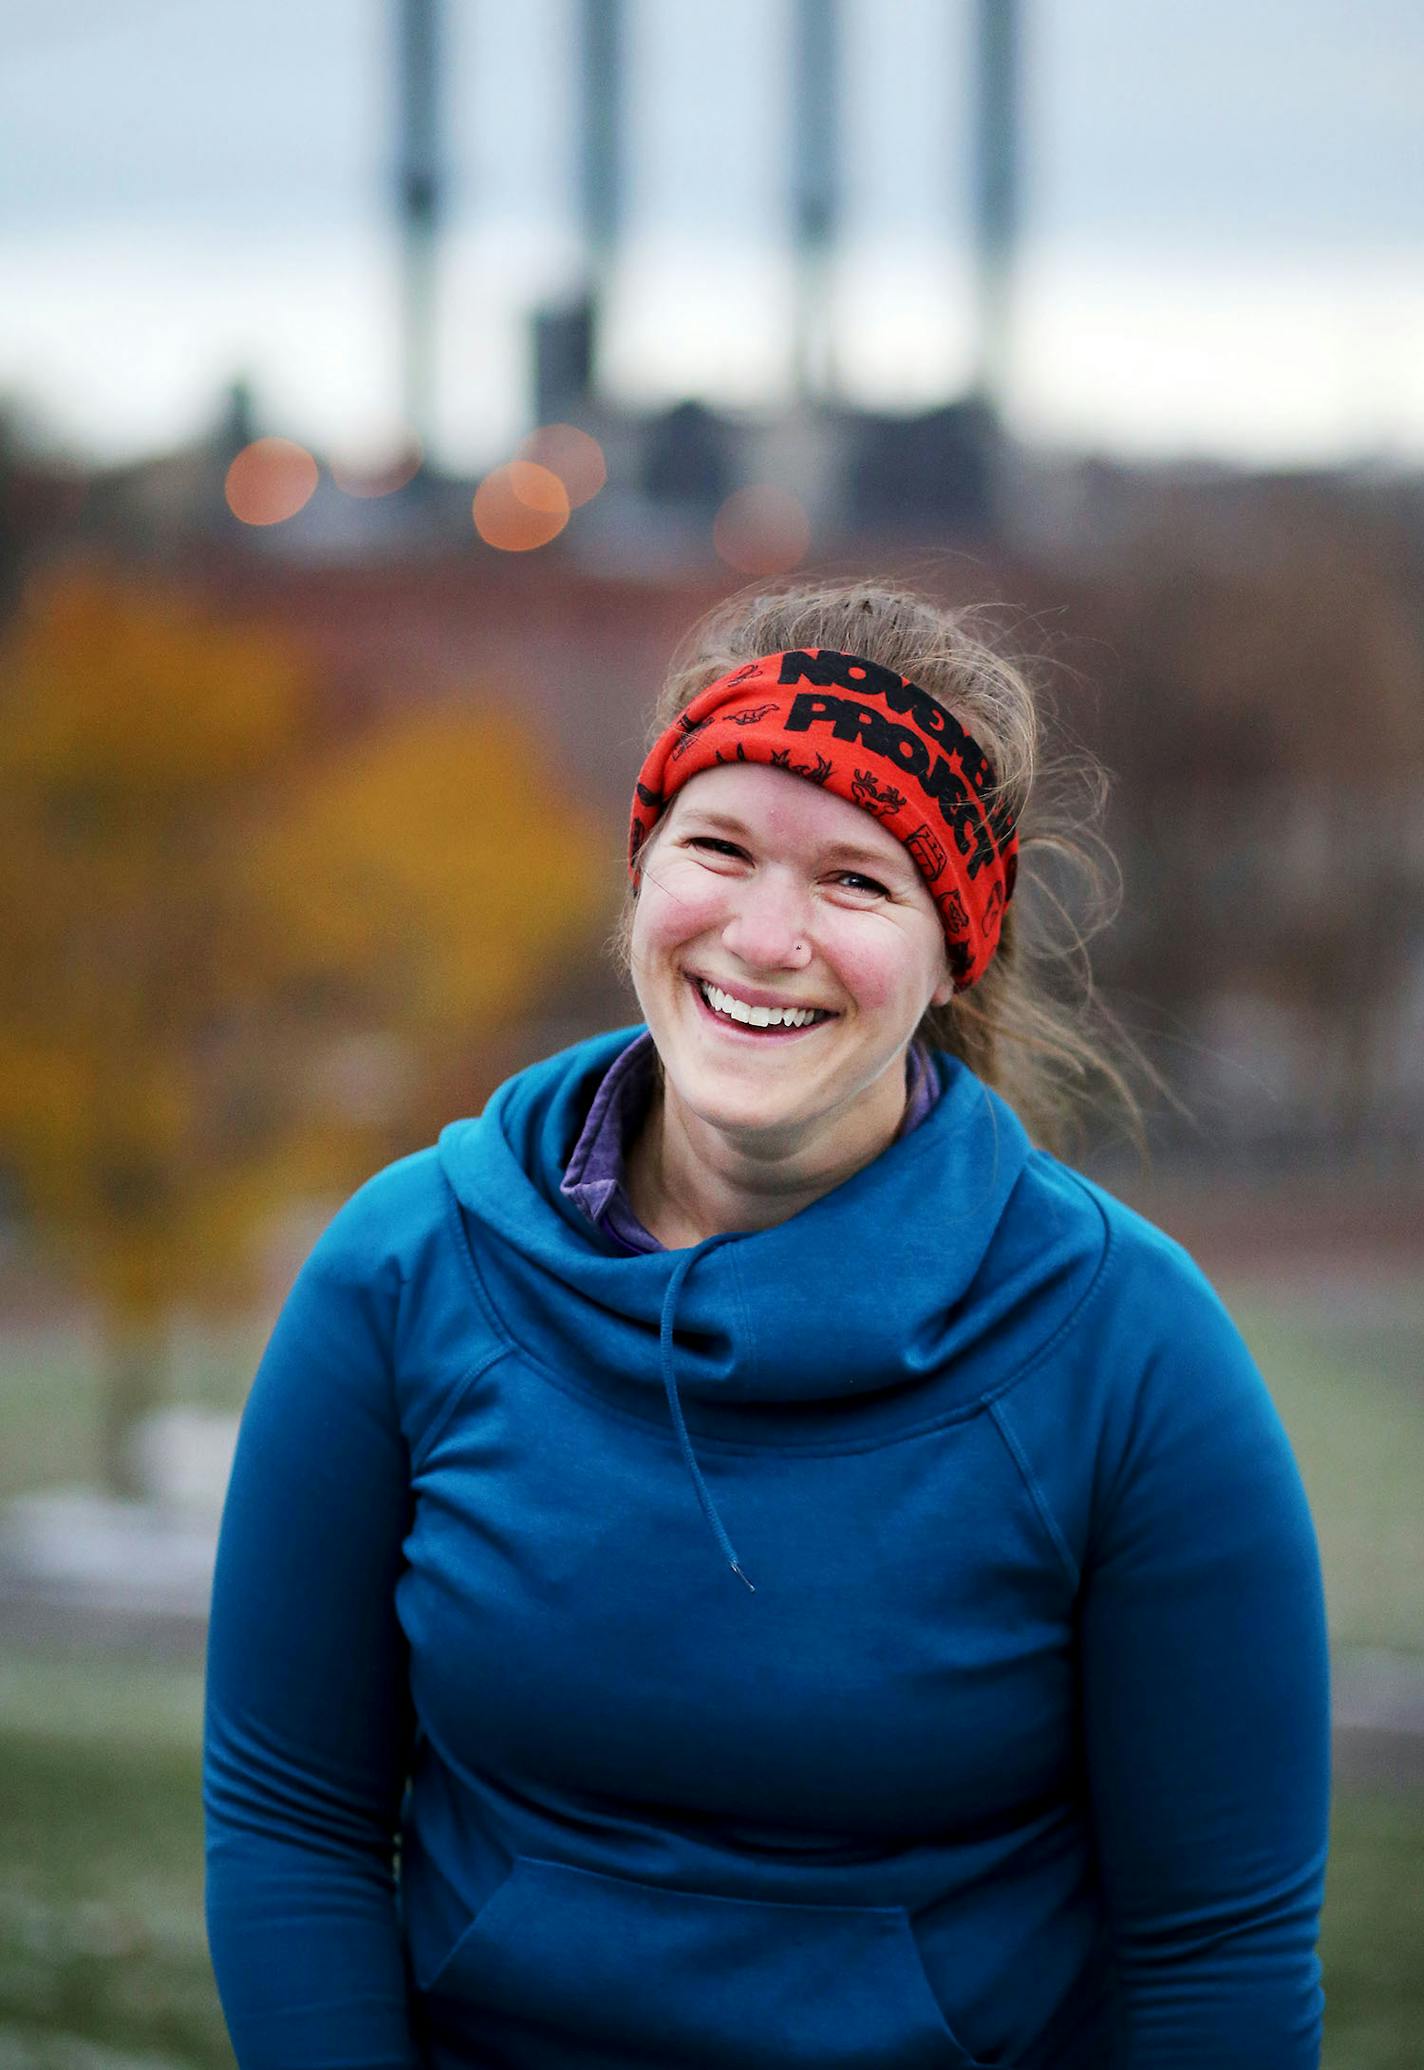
[{"x1": 700, "y1": 982, "x2": 824, "y2": 1030}]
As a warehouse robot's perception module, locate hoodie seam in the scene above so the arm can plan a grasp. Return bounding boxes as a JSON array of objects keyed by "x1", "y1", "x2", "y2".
[
  {"x1": 441, "y1": 1167, "x2": 519, "y2": 1356},
  {"x1": 971, "y1": 1176, "x2": 1123, "y2": 1588},
  {"x1": 410, "y1": 1342, "x2": 517, "y2": 1472},
  {"x1": 969, "y1": 1173, "x2": 1118, "y2": 1415},
  {"x1": 463, "y1": 1339, "x2": 997, "y2": 1461},
  {"x1": 987, "y1": 1400, "x2": 1081, "y2": 1588},
  {"x1": 727, "y1": 1246, "x2": 756, "y2": 1368}
]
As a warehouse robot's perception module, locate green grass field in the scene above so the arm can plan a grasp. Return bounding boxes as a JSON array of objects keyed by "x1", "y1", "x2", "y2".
[
  {"x1": 0, "y1": 1276, "x2": 1420, "y2": 2068},
  {"x1": 1238, "y1": 1282, "x2": 1424, "y2": 1660}
]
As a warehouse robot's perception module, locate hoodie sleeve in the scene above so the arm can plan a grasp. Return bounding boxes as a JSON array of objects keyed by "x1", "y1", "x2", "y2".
[
  {"x1": 203, "y1": 1208, "x2": 420, "y2": 2070},
  {"x1": 1077, "y1": 1262, "x2": 1331, "y2": 2069}
]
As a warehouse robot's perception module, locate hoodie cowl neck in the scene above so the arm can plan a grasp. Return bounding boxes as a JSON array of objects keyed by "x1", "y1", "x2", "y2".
[{"x1": 438, "y1": 1028, "x2": 1103, "y2": 1423}]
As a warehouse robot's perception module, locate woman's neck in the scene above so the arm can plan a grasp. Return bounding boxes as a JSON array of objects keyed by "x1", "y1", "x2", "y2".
[{"x1": 625, "y1": 1071, "x2": 908, "y2": 1250}]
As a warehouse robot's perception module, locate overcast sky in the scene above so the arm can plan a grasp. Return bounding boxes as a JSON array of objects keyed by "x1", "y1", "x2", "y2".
[{"x1": 3, "y1": 0, "x2": 1422, "y2": 468}]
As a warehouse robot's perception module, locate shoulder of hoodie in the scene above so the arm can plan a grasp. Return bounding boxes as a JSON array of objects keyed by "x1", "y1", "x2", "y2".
[
  {"x1": 298, "y1": 1141, "x2": 461, "y2": 1297},
  {"x1": 291, "y1": 1030, "x2": 630, "y2": 1296},
  {"x1": 994, "y1": 1139, "x2": 1258, "y2": 1402},
  {"x1": 991, "y1": 1149, "x2": 1308, "y2": 1583}
]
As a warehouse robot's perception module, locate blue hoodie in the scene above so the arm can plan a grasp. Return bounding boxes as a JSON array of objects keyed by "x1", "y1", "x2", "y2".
[{"x1": 204, "y1": 1029, "x2": 1330, "y2": 2070}]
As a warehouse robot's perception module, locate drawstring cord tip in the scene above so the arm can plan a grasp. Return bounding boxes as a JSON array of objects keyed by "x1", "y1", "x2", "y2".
[{"x1": 729, "y1": 1560, "x2": 756, "y2": 1593}]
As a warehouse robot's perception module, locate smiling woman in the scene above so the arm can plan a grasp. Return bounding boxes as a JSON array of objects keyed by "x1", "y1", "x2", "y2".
[
  {"x1": 624, "y1": 760, "x2": 956, "y2": 1245},
  {"x1": 204, "y1": 579, "x2": 1331, "y2": 2070},
  {"x1": 614, "y1": 584, "x2": 1141, "y2": 1160}
]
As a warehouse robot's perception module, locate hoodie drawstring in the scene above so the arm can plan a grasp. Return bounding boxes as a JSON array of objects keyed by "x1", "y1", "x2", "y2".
[{"x1": 658, "y1": 1235, "x2": 755, "y2": 1592}]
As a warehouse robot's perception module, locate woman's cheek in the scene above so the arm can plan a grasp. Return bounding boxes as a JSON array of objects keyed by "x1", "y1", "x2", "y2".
[
  {"x1": 635, "y1": 864, "x2": 729, "y2": 955},
  {"x1": 834, "y1": 908, "x2": 951, "y2": 1019},
  {"x1": 819, "y1": 922, "x2": 911, "y2": 1013}
]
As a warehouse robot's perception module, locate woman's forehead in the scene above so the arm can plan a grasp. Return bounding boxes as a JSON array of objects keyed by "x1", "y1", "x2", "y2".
[{"x1": 666, "y1": 761, "x2": 912, "y2": 870}]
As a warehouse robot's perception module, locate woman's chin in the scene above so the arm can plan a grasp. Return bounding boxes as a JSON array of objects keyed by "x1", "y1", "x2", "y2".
[
  {"x1": 677, "y1": 1080, "x2": 812, "y2": 1143},
  {"x1": 654, "y1": 1045, "x2": 817, "y2": 1139}
]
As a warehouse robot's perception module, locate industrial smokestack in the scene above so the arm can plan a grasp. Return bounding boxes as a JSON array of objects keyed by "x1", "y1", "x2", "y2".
[
  {"x1": 970, "y1": 0, "x2": 1021, "y2": 414},
  {"x1": 396, "y1": 0, "x2": 444, "y2": 457},
  {"x1": 790, "y1": 0, "x2": 841, "y2": 402},
  {"x1": 579, "y1": 0, "x2": 625, "y2": 278},
  {"x1": 538, "y1": 0, "x2": 627, "y2": 417}
]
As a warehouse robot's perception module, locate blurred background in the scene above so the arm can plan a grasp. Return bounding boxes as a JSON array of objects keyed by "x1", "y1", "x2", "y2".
[{"x1": 1, "y1": 3, "x2": 1421, "y2": 2064}]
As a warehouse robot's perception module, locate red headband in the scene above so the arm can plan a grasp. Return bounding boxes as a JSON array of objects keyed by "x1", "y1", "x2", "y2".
[{"x1": 629, "y1": 648, "x2": 1019, "y2": 991}]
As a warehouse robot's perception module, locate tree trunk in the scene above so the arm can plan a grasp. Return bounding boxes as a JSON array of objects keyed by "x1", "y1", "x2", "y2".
[{"x1": 99, "y1": 1307, "x2": 169, "y2": 1501}]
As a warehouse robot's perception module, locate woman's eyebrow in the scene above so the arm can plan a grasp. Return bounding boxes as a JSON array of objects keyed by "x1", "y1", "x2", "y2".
[
  {"x1": 678, "y1": 811, "x2": 910, "y2": 875},
  {"x1": 818, "y1": 841, "x2": 912, "y2": 877},
  {"x1": 675, "y1": 810, "x2": 751, "y2": 837}
]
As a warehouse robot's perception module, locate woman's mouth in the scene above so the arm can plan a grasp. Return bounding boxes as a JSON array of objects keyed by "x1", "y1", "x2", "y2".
[{"x1": 690, "y1": 977, "x2": 835, "y2": 1037}]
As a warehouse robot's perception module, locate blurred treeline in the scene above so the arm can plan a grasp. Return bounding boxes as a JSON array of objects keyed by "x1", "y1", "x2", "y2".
[
  {"x1": 0, "y1": 548, "x2": 608, "y2": 1492},
  {"x1": 2, "y1": 433, "x2": 1422, "y2": 1488},
  {"x1": 1036, "y1": 469, "x2": 1424, "y2": 1167}
]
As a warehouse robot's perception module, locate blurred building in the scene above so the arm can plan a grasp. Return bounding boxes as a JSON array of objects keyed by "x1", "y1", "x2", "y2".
[{"x1": 6, "y1": 390, "x2": 1421, "y2": 1178}]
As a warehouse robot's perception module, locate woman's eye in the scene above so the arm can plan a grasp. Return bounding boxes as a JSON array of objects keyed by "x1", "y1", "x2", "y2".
[
  {"x1": 835, "y1": 871, "x2": 889, "y2": 897},
  {"x1": 688, "y1": 836, "x2": 744, "y2": 859}
]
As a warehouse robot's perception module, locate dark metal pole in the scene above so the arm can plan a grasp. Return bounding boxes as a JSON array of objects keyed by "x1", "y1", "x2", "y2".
[
  {"x1": 396, "y1": 0, "x2": 443, "y2": 456},
  {"x1": 791, "y1": 0, "x2": 841, "y2": 401},
  {"x1": 970, "y1": 0, "x2": 1020, "y2": 412}
]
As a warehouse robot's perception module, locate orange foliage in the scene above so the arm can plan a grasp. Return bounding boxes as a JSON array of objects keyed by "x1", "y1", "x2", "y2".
[
  {"x1": 0, "y1": 565, "x2": 311, "y2": 1316},
  {"x1": 245, "y1": 702, "x2": 603, "y2": 1034},
  {"x1": 0, "y1": 562, "x2": 608, "y2": 1483}
]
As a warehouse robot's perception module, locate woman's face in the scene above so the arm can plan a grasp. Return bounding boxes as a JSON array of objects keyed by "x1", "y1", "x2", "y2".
[{"x1": 629, "y1": 760, "x2": 953, "y2": 1157}]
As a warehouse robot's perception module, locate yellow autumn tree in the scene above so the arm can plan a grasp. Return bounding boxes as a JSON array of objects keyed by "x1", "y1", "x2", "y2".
[
  {"x1": 244, "y1": 700, "x2": 605, "y2": 1045},
  {"x1": 0, "y1": 562, "x2": 607, "y2": 1495}
]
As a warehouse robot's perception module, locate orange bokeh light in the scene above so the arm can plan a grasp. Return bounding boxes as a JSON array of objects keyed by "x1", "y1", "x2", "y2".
[
  {"x1": 225, "y1": 437, "x2": 319, "y2": 526},
  {"x1": 515, "y1": 423, "x2": 607, "y2": 508},
  {"x1": 472, "y1": 462, "x2": 570, "y2": 552},
  {"x1": 712, "y1": 484, "x2": 811, "y2": 575}
]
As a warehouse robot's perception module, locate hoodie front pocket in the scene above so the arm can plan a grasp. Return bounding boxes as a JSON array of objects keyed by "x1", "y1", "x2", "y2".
[{"x1": 422, "y1": 1853, "x2": 999, "y2": 2069}]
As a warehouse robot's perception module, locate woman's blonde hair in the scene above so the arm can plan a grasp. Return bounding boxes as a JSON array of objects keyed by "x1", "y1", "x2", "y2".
[{"x1": 629, "y1": 576, "x2": 1149, "y2": 1159}]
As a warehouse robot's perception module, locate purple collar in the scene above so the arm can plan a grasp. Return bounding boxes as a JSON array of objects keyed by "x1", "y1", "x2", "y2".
[{"x1": 561, "y1": 1032, "x2": 942, "y2": 1255}]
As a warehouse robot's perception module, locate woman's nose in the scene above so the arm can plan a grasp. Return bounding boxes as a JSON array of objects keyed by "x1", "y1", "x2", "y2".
[{"x1": 720, "y1": 873, "x2": 813, "y2": 970}]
